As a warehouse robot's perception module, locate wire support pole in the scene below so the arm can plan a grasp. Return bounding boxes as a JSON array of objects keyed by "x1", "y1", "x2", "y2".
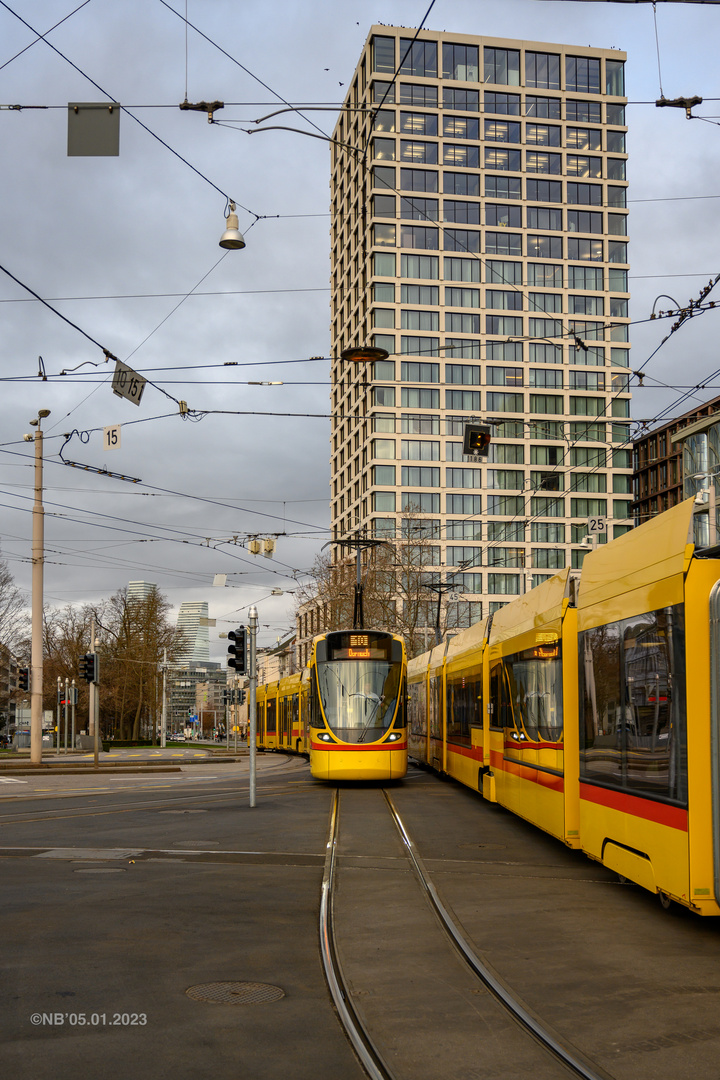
[
  {"x1": 30, "y1": 420, "x2": 46, "y2": 765},
  {"x1": 248, "y1": 605, "x2": 258, "y2": 808}
]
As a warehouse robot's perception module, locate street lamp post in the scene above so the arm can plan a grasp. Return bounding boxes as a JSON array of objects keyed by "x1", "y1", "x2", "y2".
[{"x1": 27, "y1": 409, "x2": 50, "y2": 766}]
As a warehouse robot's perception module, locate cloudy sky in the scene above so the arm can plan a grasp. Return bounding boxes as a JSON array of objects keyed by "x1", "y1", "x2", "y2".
[{"x1": 0, "y1": 0, "x2": 718, "y2": 659}]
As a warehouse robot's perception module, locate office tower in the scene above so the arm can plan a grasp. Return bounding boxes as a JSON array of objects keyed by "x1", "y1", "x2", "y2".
[
  {"x1": 330, "y1": 28, "x2": 632, "y2": 620},
  {"x1": 175, "y1": 601, "x2": 210, "y2": 665},
  {"x1": 127, "y1": 581, "x2": 157, "y2": 603}
]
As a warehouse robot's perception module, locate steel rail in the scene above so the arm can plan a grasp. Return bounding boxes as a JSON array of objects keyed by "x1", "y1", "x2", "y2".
[
  {"x1": 319, "y1": 788, "x2": 396, "y2": 1080},
  {"x1": 383, "y1": 789, "x2": 616, "y2": 1080}
]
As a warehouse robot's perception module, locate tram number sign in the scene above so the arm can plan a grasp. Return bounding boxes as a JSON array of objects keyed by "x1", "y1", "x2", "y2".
[
  {"x1": 587, "y1": 516, "x2": 607, "y2": 535},
  {"x1": 112, "y1": 361, "x2": 146, "y2": 406},
  {"x1": 103, "y1": 424, "x2": 121, "y2": 450}
]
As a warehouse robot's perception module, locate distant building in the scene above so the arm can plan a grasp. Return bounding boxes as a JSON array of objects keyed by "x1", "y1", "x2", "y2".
[
  {"x1": 175, "y1": 601, "x2": 210, "y2": 665},
  {"x1": 632, "y1": 394, "x2": 720, "y2": 526},
  {"x1": 127, "y1": 580, "x2": 157, "y2": 602},
  {"x1": 168, "y1": 663, "x2": 223, "y2": 732}
]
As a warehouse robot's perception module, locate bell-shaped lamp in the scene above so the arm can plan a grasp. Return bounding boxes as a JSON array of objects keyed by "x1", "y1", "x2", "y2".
[{"x1": 219, "y1": 202, "x2": 246, "y2": 250}]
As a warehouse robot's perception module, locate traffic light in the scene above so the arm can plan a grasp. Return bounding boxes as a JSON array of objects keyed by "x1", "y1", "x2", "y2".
[
  {"x1": 18, "y1": 667, "x2": 29, "y2": 692},
  {"x1": 462, "y1": 423, "x2": 492, "y2": 457},
  {"x1": 79, "y1": 653, "x2": 99, "y2": 683},
  {"x1": 227, "y1": 627, "x2": 247, "y2": 675}
]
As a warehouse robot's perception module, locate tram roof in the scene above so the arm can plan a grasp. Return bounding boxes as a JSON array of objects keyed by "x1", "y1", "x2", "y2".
[
  {"x1": 576, "y1": 497, "x2": 695, "y2": 626},
  {"x1": 489, "y1": 569, "x2": 571, "y2": 647}
]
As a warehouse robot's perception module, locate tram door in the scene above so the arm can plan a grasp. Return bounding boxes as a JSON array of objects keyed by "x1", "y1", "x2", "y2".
[
  {"x1": 280, "y1": 698, "x2": 289, "y2": 747},
  {"x1": 291, "y1": 694, "x2": 299, "y2": 750},
  {"x1": 266, "y1": 698, "x2": 277, "y2": 746}
]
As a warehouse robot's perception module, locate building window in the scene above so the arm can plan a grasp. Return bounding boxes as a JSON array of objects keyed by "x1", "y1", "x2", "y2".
[
  {"x1": 527, "y1": 263, "x2": 562, "y2": 288},
  {"x1": 573, "y1": 472, "x2": 607, "y2": 493},
  {"x1": 402, "y1": 309, "x2": 439, "y2": 331},
  {"x1": 373, "y1": 194, "x2": 396, "y2": 218},
  {"x1": 485, "y1": 259, "x2": 523, "y2": 285},
  {"x1": 528, "y1": 291, "x2": 562, "y2": 313},
  {"x1": 401, "y1": 284, "x2": 439, "y2": 306},
  {"x1": 487, "y1": 366, "x2": 523, "y2": 386},
  {"x1": 486, "y1": 314, "x2": 523, "y2": 336},
  {"x1": 566, "y1": 100, "x2": 602, "y2": 123},
  {"x1": 567, "y1": 183, "x2": 602, "y2": 206},
  {"x1": 566, "y1": 56, "x2": 600, "y2": 94},
  {"x1": 400, "y1": 112, "x2": 438, "y2": 136},
  {"x1": 529, "y1": 368, "x2": 562, "y2": 389},
  {"x1": 442, "y1": 87, "x2": 480, "y2": 111},
  {"x1": 402, "y1": 440, "x2": 440, "y2": 460},
  {"x1": 484, "y1": 119, "x2": 521, "y2": 143},
  {"x1": 401, "y1": 387, "x2": 440, "y2": 408},
  {"x1": 399, "y1": 38, "x2": 437, "y2": 78},
  {"x1": 446, "y1": 389, "x2": 482, "y2": 411},
  {"x1": 568, "y1": 265, "x2": 603, "y2": 290},
  {"x1": 373, "y1": 386, "x2": 396, "y2": 407},
  {"x1": 400, "y1": 224, "x2": 439, "y2": 249},
  {"x1": 606, "y1": 59, "x2": 625, "y2": 97},
  {"x1": 401, "y1": 360, "x2": 439, "y2": 382},
  {"x1": 608, "y1": 241, "x2": 628, "y2": 264},
  {"x1": 443, "y1": 115, "x2": 479, "y2": 140},
  {"x1": 444, "y1": 172, "x2": 480, "y2": 196},
  {"x1": 444, "y1": 257, "x2": 481, "y2": 281},
  {"x1": 487, "y1": 469, "x2": 523, "y2": 490},
  {"x1": 566, "y1": 155, "x2": 602, "y2": 179},
  {"x1": 486, "y1": 391, "x2": 523, "y2": 413},
  {"x1": 372, "y1": 491, "x2": 396, "y2": 512},
  {"x1": 527, "y1": 234, "x2": 562, "y2": 259},
  {"x1": 445, "y1": 312, "x2": 481, "y2": 334},
  {"x1": 443, "y1": 144, "x2": 480, "y2": 168},
  {"x1": 569, "y1": 295, "x2": 604, "y2": 315},
  {"x1": 399, "y1": 83, "x2": 438, "y2": 108},
  {"x1": 568, "y1": 238, "x2": 603, "y2": 262},
  {"x1": 373, "y1": 137, "x2": 395, "y2": 161},
  {"x1": 447, "y1": 468, "x2": 483, "y2": 488},
  {"x1": 448, "y1": 493, "x2": 482, "y2": 514},
  {"x1": 485, "y1": 148, "x2": 521, "y2": 171},
  {"x1": 444, "y1": 229, "x2": 481, "y2": 253},
  {"x1": 526, "y1": 179, "x2": 562, "y2": 203},
  {"x1": 446, "y1": 339, "x2": 480, "y2": 359},
  {"x1": 372, "y1": 36, "x2": 395, "y2": 73},
  {"x1": 485, "y1": 176, "x2": 522, "y2": 200},
  {"x1": 403, "y1": 492, "x2": 441, "y2": 514},
  {"x1": 525, "y1": 124, "x2": 561, "y2": 147},
  {"x1": 485, "y1": 203, "x2": 522, "y2": 228},
  {"x1": 532, "y1": 521, "x2": 565, "y2": 543},
  {"x1": 607, "y1": 130, "x2": 626, "y2": 153},
  {"x1": 526, "y1": 151, "x2": 562, "y2": 174},
  {"x1": 401, "y1": 466, "x2": 440, "y2": 487},
  {"x1": 442, "y1": 42, "x2": 479, "y2": 81},
  {"x1": 400, "y1": 168, "x2": 438, "y2": 193},
  {"x1": 372, "y1": 464, "x2": 396, "y2": 486},
  {"x1": 567, "y1": 210, "x2": 603, "y2": 233},
  {"x1": 446, "y1": 364, "x2": 481, "y2": 385},
  {"x1": 443, "y1": 200, "x2": 481, "y2": 224},
  {"x1": 400, "y1": 196, "x2": 438, "y2": 221},
  {"x1": 529, "y1": 342, "x2": 563, "y2": 364},
  {"x1": 570, "y1": 396, "x2": 605, "y2": 417},
  {"x1": 485, "y1": 91, "x2": 520, "y2": 115},
  {"x1": 484, "y1": 47, "x2": 520, "y2": 85},
  {"x1": 530, "y1": 393, "x2": 563, "y2": 414},
  {"x1": 485, "y1": 289, "x2": 522, "y2": 310},
  {"x1": 401, "y1": 254, "x2": 439, "y2": 279},
  {"x1": 528, "y1": 317, "x2": 562, "y2": 338},
  {"x1": 372, "y1": 438, "x2": 396, "y2": 459},
  {"x1": 525, "y1": 95, "x2": 561, "y2": 119},
  {"x1": 401, "y1": 140, "x2": 438, "y2": 165},
  {"x1": 374, "y1": 223, "x2": 396, "y2": 246},
  {"x1": 486, "y1": 232, "x2": 522, "y2": 256},
  {"x1": 533, "y1": 548, "x2": 565, "y2": 569},
  {"x1": 525, "y1": 52, "x2": 560, "y2": 90},
  {"x1": 488, "y1": 573, "x2": 520, "y2": 595},
  {"x1": 445, "y1": 286, "x2": 480, "y2": 308}
]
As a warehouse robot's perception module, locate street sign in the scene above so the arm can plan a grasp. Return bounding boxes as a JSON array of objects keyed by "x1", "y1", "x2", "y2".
[
  {"x1": 587, "y1": 516, "x2": 607, "y2": 534},
  {"x1": 112, "y1": 361, "x2": 146, "y2": 406},
  {"x1": 103, "y1": 424, "x2": 121, "y2": 450}
]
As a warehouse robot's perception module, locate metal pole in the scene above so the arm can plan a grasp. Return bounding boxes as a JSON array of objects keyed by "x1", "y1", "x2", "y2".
[
  {"x1": 71, "y1": 680, "x2": 76, "y2": 752},
  {"x1": 56, "y1": 676, "x2": 61, "y2": 753},
  {"x1": 30, "y1": 417, "x2": 47, "y2": 766},
  {"x1": 64, "y1": 677, "x2": 69, "y2": 752},
  {"x1": 160, "y1": 648, "x2": 167, "y2": 748},
  {"x1": 248, "y1": 605, "x2": 258, "y2": 808}
]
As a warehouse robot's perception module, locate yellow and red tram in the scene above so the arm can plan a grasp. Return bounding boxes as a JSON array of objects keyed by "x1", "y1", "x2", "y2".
[
  {"x1": 256, "y1": 630, "x2": 407, "y2": 781},
  {"x1": 409, "y1": 498, "x2": 720, "y2": 916}
]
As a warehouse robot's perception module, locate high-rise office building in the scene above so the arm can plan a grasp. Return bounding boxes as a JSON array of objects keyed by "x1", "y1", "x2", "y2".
[
  {"x1": 175, "y1": 601, "x2": 210, "y2": 665},
  {"x1": 127, "y1": 581, "x2": 157, "y2": 603},
  {"x1": 330, "y1": 28, "x2": 632, "y2": 619}
]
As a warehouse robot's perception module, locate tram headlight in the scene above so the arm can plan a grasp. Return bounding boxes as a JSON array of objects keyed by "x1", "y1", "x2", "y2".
[
  {"x1": 317, "y1": 731, "x2": 332, "y2": 742},
  {"x1": 387, "y1": 732, "x2": 401, "y2": 741}
]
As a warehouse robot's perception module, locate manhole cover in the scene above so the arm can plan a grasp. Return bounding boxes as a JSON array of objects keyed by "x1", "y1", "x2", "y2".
[
  {"x1": 173, "y1": 840, "x2": 219, "y2": 848},
  {"x1": 186, "y1": 982, "x2": 285, "y2": 1005},
  {"x1": 159, "y1": 810, "x2": 208, "y2": 815}
]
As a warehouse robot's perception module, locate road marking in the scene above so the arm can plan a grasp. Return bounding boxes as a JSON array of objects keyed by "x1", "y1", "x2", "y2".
[{"x1": 0, "y1": 777, "x2": 27, "y2": 784}]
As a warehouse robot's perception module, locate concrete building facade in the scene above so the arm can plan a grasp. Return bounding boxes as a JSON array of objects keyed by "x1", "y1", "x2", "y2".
[{"x1": 330, "y1": 27, "x2": 633, "y2": 617}]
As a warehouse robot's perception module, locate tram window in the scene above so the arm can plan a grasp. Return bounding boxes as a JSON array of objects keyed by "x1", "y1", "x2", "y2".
[
  {"x1": 579, "y1": 605, "x2": 687, "y2": 804},
  {"x1": 408, "y1": 681, "x2": 426, "y2": 736},
  {"x1": 429, "y1": 675, "x2": 442, "y2": 739},
  {"x1": 504, "y1": 645, "x2": 563, "y2": 742},
  {"x1": 490, "y1": 662, "x2": 512, "y2": 729},
  {"x1": 446, "y1": 671, "x2": 481, "y2": 745},
  {"x1": 266, "y1": 698, "x2": 277, "y2": 735}
]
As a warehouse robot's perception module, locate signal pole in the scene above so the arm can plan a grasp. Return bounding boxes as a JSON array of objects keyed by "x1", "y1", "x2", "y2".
[{"x1": 248, "y1": 605, "x2": 258, "y2": 808}]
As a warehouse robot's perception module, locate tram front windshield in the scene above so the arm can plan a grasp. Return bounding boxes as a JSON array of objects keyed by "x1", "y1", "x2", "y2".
[{"x1": 316, "y1": 659, "x2": 402, "y2": 743}]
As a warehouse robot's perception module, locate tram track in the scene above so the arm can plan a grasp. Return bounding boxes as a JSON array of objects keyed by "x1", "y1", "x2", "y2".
[{"x1": 322, "y1": 785, "x2": 617, "y2": 1080}]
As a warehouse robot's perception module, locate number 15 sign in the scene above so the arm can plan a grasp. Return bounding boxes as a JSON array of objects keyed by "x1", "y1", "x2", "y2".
[{"x1": 112, "y1": 360, "x2": 146, "y2": 406}]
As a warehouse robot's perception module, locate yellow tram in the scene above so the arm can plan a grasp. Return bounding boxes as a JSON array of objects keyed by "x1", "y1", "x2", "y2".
[
  {"x1": 256, "y1": 630, "x2": 407, "y2": 781},
  {"x1": 409, "y1": 498, "x2": 720, "y2": 916}
]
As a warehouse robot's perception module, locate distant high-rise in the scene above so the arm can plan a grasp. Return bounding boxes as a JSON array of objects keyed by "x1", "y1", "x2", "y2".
[
  {"x1": 175, "y1": 601, "x2": 210, "y2": 665},
  {"x1": 330, "y1": 28, "x2": 632, "y2": 622},
  {"x1": 127, "y1": 581, "x2": 157, "y2": 602}
]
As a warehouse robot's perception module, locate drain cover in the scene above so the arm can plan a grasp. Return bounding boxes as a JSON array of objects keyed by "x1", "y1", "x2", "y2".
[{"x1": 186, "y1": 981, "x2": 285, "y2": 1005}]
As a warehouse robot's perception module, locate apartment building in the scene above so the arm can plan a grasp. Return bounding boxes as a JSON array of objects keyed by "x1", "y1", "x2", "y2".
[{"x1": 330, "y1": 27, "x2": 633, "y2": 618}]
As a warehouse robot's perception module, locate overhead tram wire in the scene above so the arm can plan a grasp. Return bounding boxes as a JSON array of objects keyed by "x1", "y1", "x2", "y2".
[{"x1": 0, "y1": 0, "x2": 92, "y2": 73}]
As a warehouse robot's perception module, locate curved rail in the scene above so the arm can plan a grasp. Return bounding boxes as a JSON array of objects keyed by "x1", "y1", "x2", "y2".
[
  {"x1": 382, "y1": 789, "x2": 616, "y2": 1080},
  {"x1": 319, "y1": 789, "x2": 396, "y2": 1080}
]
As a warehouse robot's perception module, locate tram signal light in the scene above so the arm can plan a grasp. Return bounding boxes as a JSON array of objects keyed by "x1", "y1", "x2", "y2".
[
  {"x1": 18, "y1": 667, "x2": 29, "y2": 692},
  {"x1": 79, "y1": 653, "x2": 99, "y2": 683},
  {"x1": 227, "y1": 627, "x2": 247, "y2": 675},
  {"x1": 463, "y1": 424, "x2": 491, "y2": 457}
]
